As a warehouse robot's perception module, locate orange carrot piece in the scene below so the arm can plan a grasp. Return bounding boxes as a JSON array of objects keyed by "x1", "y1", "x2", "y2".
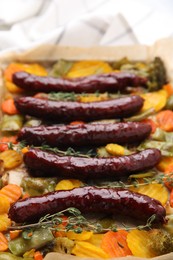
[
  {"x1": 141, "y1": 119, "x2": 157, "y2": 134},
  {"x1": 4, "y1": 63, "x2": 47, "y2": 82},
  {"x1": 170, "y1": 189, "x2": 173, "y2": 207},
  {"x1": 163, "y1": 83, "x2": 173, "y2": 97},
  {"x1": 0, "y1": 136, "x2": 17, "y2": 152},
  {"x1": 156, "y1": 110, "x2": 173, "y2": 132},
  {"x1": 70, "y1": 121, "x2": 85, "y2": 125},
  {"x1": 21, "y1": 147, "x2": 29, "y2": 154},
  {"x1": 163, "y1": 166, "x2": 173, "y2": 190},
  {"x1": 0, "y1": 144, "x2": 8, "y2": 152},
  {"x1": 165, "y1": 165, "x2": 173, "y2": 174},
  {"x1": 1, "y1": 99, "x2": 19, "y2": 115},
  {"x1": 34, "y1": 251, "x2": 43, "y2": 260},
  {"x1": 0, "y1": 232, "x2": 8, "y2": 252},
  {"x1": 157, "y1": 156, "x2": 173, "y2": 190},
  {"x1": 157, "y1": 156, "x2": 173, "y2": 173},
  {"x1": 0, "y1": 184, "x2": 22, "y2": 204},
  {"x1": 4, "y1": 63, "x2": 24, "y2": 82},
  {"x1": 10, "y1": 230, "x2": 22, "y2": 240},
  {"x1": 101, "y1": 230, "x2": 132, "y2": 258}
]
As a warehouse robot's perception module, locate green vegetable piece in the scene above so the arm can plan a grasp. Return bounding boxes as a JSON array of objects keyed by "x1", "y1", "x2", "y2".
[
  {"x1": 152, "y1": 128, "x2": 173, "y2": 143},
  {"x1": 165, "y1": 94, "x2": 173, "y2": 110},
  {"x1": 98, "y1": 217, "x2": 116, "y2": 229},
  {"x1": 111, "y1": 57, "x2": 130, "y2": 70},
  {"x1": 1, "y1": 115, "x2": 24, "y2": 132},
  {"x1": 0, "y1": 252, "x2": 32, "y2": 260},
  {"x1": 21, "y1": 177, "x2": 57, "y2": 196},
  {"x1": 24, "y1": 118, "x2": 42, "y2": 127},
  {"x1": 97, "y1": 147, "x2": 110, "y2": 157},
  {"x1": 147, "y1": 57, "x2": 167, "y2": 91},
  {"x1": 9, "y1": 228, "x2": 54, "y2": 256},
  {"x1": 125, "y1": 108, "x2": 155, "y2": 122},
  {"x1": 138, "y1": 140, "x2": 173, "y2": 156},
  {"x1": 147, "y1": 229, "x2": 173, "y2": 256},
  {"x1": 112, "y1": 57, "x2": 167, "y2": 91},
  {"x1": 151, "y1": 128, "x2": 166, "y2": 141},
  {"x1": 129, "y1": 171, "x2": 156, "y2": 179},
  {"x1": 164, "y1": 132, "x2": 173, "y2": 143},
  {"x1": 49, "y1": 59, "x2": 74, "y2": 77}
]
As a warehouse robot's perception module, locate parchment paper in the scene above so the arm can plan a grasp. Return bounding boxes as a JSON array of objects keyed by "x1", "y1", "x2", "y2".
[{"x1": 0, "y1": 37, "x2": 173, "y2": 260}]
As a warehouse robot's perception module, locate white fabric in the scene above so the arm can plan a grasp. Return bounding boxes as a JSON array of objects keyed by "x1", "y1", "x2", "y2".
[{"x1": 0, "y1": 0, "x2": 172, "y2": 54}]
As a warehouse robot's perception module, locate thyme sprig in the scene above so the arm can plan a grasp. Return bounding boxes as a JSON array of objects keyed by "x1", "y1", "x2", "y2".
[
  {"x1": 47, "y1": 91, "x2": 123, "y2": 102},
  {"x1": 95, "y1": 173, "x2": 173, "y2": 189},
  {"x1": 0, "y1": 140, "x2": 27, "y2": 151},
  {"x1": 8, "y1": 207, "x2": 156, "y2": 234},
  {"x1": 48, "y1": 92, "x2": 77, "y2": 101},
  {"x1": 39, "y1": 145, "x2": 93, "y2": 158},
  {"x1": 0, "y1": 142, "x2": 93, "y2": 158}
]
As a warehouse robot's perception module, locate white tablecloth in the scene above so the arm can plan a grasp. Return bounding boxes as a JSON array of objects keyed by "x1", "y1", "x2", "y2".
[{"x1": 0, "y1": 0, "x2": 172, "y2": 54}]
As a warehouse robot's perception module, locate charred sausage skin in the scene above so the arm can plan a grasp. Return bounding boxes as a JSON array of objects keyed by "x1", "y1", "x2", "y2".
[
  {"x1": 23, "y1": 148, "x2": 161, "y2": 179},
  {"x1": 12, "y1": 71, "x2": 147, "y2": 93},
  {"x1": 8, "y1": 186, "x2": 166, "y2": 223},
  {"x1": 14, "y1": 96, "x2": 144, "y2": 122},
  {"x1": 17, "y1": 122, "x2": 151, "y2": 147}
]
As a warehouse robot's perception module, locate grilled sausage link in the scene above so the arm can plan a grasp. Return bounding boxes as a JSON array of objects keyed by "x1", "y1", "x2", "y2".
[
  {"x1": 17, "y1": 122, "x2": 151, "y2": 147},
  {"x1": 12, "y1": 71, "x2": 147, "y2": 93},
  {"x1": 23, "y1": 148, "x2": 161, "y2": 179},
  {"x1": 14, "y1": 96, "x2": 144, "y2": 122},
  {"x1": 8, "y1": 186, "x2": 166, "y2": 223}
]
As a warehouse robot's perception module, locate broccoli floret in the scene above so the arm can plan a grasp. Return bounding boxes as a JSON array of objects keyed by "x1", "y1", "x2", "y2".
[
  {"x1": 147, "y1": 229, "x2": 173, "y2": 256},
  {"x1": 147, "y1": 57, "x2": 167, "y2": 90}
]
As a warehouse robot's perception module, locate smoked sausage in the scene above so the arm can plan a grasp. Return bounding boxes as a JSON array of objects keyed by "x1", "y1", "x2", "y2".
[
  {"x1": 8, "y1": 186, "x2": 166, "y2": 223},
  {"x1": 23, "y1": 148, "x2": 161, "y2": 179},
  {"x1": 12, "y1": 71, "x2": 147, "y2": 93},
  {"x1": 14, "y1": 95, "x2": 144, "y2": 122}
]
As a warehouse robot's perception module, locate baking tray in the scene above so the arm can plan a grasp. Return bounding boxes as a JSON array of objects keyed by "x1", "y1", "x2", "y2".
[{"x1": 0, "y1": 38, "x2": 173, "y2": 260}]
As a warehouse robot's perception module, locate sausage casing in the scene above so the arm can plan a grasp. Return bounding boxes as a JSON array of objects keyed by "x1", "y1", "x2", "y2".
[
  {"x1": 14, "y1": 96, "x2": 144, "y2": 122},
  {"x1": 8, "y1": 186, "x2": 166, "y2": 223},
  {"x1": 23, "y1": 148, "x2": 161, "y2": 179},
  {"x1": 17, "y1": 122, "x2": 151, "y2": 147},
  {"x1": 12, "y1": 71, "x2": 147, "y2": 93}
]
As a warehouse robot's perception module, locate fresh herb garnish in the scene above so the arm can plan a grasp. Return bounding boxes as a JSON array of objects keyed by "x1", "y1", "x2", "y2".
[
  {"x1": 40, "y1": 145, "x2": 93, "y2": 158},
  {"x1": 9, "y1": 207, "x2": 157, "y2": 234}
]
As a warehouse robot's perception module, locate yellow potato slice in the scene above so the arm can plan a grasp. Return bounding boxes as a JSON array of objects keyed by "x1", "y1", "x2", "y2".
[
  {"x1": 78, "y1": 93, "x2": 109, "y2": 103},
  {"x1": 0, "y1": 214, "x2": 11, "y2": 232},
  {"x1": 0, "y1": 150, "x2": 22, "y2": 169},
  {"x1": 130, "y1": 183, "x2": 168, "y2": 205},
  {"x1": 140, "y1": 89, "x2": 167, "y2": 112},
  {"x1": 88, "y1": 234, "x2": 104, "y2": 247},
  {"x1": 55, "y1": 179, "x2": 83, "y2": 191},
  {"x1": 67, "y1": 61, "x2": 112, "y2": 78},
  {"x1": 0, "y1": 195, "x2": 10, "y2": 214},
  {"x1": 105, "y1": 143, "x2": 125, "y2": 156},
  {"x1": 127, "y1": 230, "x2": 155, "y2": 258},
  {"x1": 72, "y1": 241, "x2": 109, "y2": 259},
  {"x1": 5, "y1": 81, "x2": 24, "y2": 94},
  {"x1": 67, "y1": 231, "x2": 93, "y2": 241}
]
